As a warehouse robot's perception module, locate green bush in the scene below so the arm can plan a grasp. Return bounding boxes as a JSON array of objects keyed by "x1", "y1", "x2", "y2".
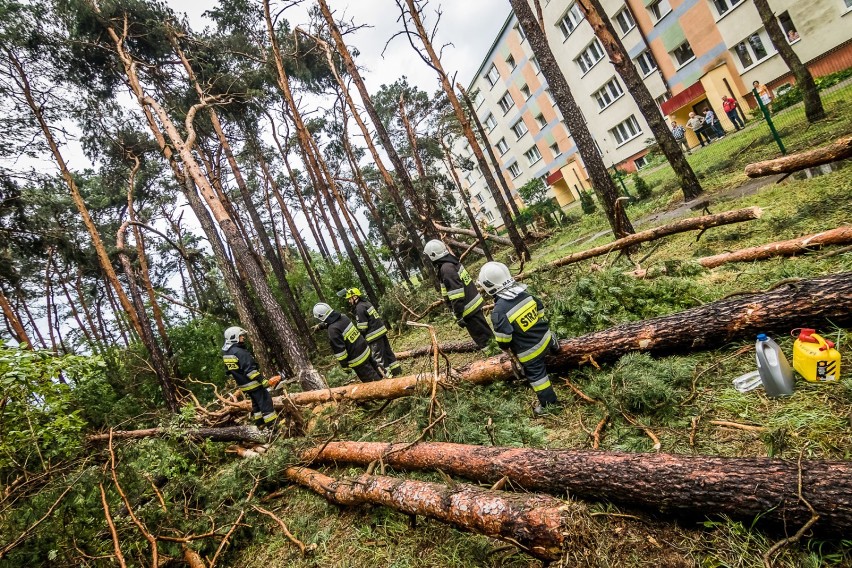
[
  {"x1": 579, "y1": 190, "x2": 597, "y2": 214},
  {"x1": 634, "y1": 176, "x2": 652, "y2": 200}
]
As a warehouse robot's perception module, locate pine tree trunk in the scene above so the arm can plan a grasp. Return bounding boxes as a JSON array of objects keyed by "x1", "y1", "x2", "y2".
[
  {"x1": 74, "y1": 270, "x2": 102, "y2": 345},
  {"x1": 697, "y1": 226, "x2": 852, "y2": 268},
  {"x1": 752, "y1": 0, "x2": 825, "y2": 123},
  {"x1": 305, "y1": 441, "x2": 852, "y2": 535},
  {"x1": 0, "y1": 288, "x2": 31, "y2": 349},
  {"x1": 57, "y1": 269, "x2": 97, "y2": 348},
  {"x1": 510, "y1": 0, "x2": 635, "y2": 237},
  {"x1": 18, "y1": 286, "x2": 48, "y2": 349},
  {"x1": 457, "y1": 84, "x2": 525, "y2": 224},
  {"x1": 744, "y1": 136, "x2": 852, "y2": 177},
  {"x1": 576, "y1": 0, "x2": 703, "y2": 200},
  {"x1": 314, "y1": 2, "x2": 437, "y2": 279},
  {"x1": 399, "y1": 0, "x2": 530, "y2": 260}
]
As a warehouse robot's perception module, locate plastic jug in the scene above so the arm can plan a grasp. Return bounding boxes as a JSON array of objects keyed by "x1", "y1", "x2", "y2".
[
  {"x1": 792, "y1": 328, "x2": 841, "y2": 382},
  {"x1": 755, "y1": 334, "x2": 795, "y2": 397}
]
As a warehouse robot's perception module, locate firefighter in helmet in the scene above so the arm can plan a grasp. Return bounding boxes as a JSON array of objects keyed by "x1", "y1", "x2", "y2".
[
  {"x1": 423, "y1": 239, "x2": 493, "y2": 349},
  {"x1": 345, "y1": 288, "x2": 402, "y2": 377},
  {"x1": 313, "y1": 302, "x2": 383, "y2": 382},
  {"x1": 221, "y1": 326, "x2": 280, "y2": 428},
  {"x1": 477, "y1": 262, "x2": 561, "y2": 415}
]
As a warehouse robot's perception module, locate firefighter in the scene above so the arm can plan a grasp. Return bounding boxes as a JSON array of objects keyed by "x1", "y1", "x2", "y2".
[
  {"x1": 313, "y1": 302, "x2": 383, "y2": 382},
  {"x1": 423, "y1": 239, "x2": 493, "y2": 349},
  {"x1": 477, "y1": 262, "x2": 561, "y2": 415},
  {"x1": 345, "y1": 288, "x2": 402, "y2": 377},
  {"x1": 221, "y1": 326, "x2": 280, "y2": 428}
]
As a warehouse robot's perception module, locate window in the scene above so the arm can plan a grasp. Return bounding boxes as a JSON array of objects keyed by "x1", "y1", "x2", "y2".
[
  {"x1": 558, "y1": 3, "x2": 584, "y2": 38},
  {"x1": 593, "y1": 77, "x2": 624, "y2": 110},
  {"x1": 506, "y1": 54, "x2": 516, "y2": 70},
  {"x1": 732, "y1": 30, "x2": 772, "y2": 70},
  {"x1": 508, "y1": 162, "x2": 522, "y2": 178},
  {"x1": 845, "y1": 0, "x2": 852, "y2": 10},
  {"x1": 614, "y1": 7, "x2": 635, "y2": 35},
  {"x1": 524, "y1": 145, "x2": 542, "y2": 166},
  {"x1": 496, "y1": 137, "x2": 510, "y2": 154},
  {"x1": 539, "y1": 174, "x2": 550, "y2": 187},
  {"x1": 671, "y1": 41, "x2": 695, "y2": 67},
  {"x1": 515, "y1": 23, "x2": 526, "y2": 42},
  {"x1": 474, "y1": 192, "x2": 483, "y2": 204},
  {"x1": 486, "y1": 64, "x2": 500, "y2": 87},
  {"x1": 520, "y1": 84, "x2": 532, "y2": 100},
  {"x1": 655, "y1": 93, "x2": 671, "y2": 113},
  {"x1": 484, "y1": 113, "x2": 497, "y2": 131},
  {"x1": 778, "y1": 12, "x2": 800, "y2": 43},
  {"x1": 610, "y1": 115, "x2": 642, "y2": 145},
  {"x1": 635, "y1": 50, "x2": 658, "y2": 76},
  {"x1": 634, "y1": 155, "x2": 648, "y2": 170},
  {"x1": 498, "y1": 92, "x2": 514, "y2": 114},
  {"x1": 576, "y1": 39, "x2": 605, "y2": 74},
  {"x1": 545, "y1": 88, "x2": 556, "y2": 106},
  {"x1": 550, "y1": 142, "x2": 562, "y2": 157},
  {"x1": 486, "y1": 210, "x2": 496, "y2": 222},
  {"x1": 711, "y1": 0, "x2": 744, "y2": 17},
  {"x1": 530, "y1": 56, "x2": 541, "y2": 74},
  {"x1": 473, "y1": 90, "x2": 484, "y2": 107},
  {"x1": 511, "y1": 118, "x2": 529, "y2": 139},
  {"x1": 535, "y1": 113, "x2": 547, "y2": 128},
  {"x1": 647, "y1": 0, "x2": 671, "y2": 22}
]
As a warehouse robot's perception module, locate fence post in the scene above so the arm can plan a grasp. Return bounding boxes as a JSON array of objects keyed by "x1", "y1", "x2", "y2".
[{"x1": 753, "y1": 88, "x2": 787, "y2": 155}]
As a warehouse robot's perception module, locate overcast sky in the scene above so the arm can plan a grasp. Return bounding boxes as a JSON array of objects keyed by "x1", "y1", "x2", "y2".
[{"x1": 170, "y1": 0, "x2": 511, "y2": 95}]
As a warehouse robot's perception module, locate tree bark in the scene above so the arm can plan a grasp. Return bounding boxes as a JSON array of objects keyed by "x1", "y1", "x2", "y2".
[
  {"x1": 697, "y1": 226, "x2": 852, "y2": 268},
  {"x1": 510, "y1": 0, "x2": 635, "y2": 238},
  {"x1": 745, "y1": 136, "x2": 852, "y2": 177},
  {"x1": 517, "y1": 207, "x2": 761, "y2": 279},
  {"x1": 445, "y1": 237, "x2": 486, "y2": 259},
  {"x1": 311, "y1": 9, "x2": 435, "y2": 279},
  {"x1": 87, "y1": 425, "x2": 267, "y2": 444},
  {"x1": 229, "y1": 270, "x2": 852, "y2": 408},
  {"x1": 752, "y1": 0, "x2": 825, "y2": 122},
  {"x1": 576, "y1": 0, "x2": 703, "y2": 200},
  {"x1": 395, "y1": 340, "x2": 480, "y2": 361},
  {"x1": 399, "y1": 0, "x2": 530, "y2": 261},
  {"x1": 434, "y1": 222, "x2": 512, "y2": 247},
  {"x1": 304, "y1": 442, "x2": 852, "y2": 534},
  {"x1": 283, "y1": 466, "x2": 577, "y2": 560},
  {"x1": 0, "y1": 288, "x2": 31, "y2": 349}
]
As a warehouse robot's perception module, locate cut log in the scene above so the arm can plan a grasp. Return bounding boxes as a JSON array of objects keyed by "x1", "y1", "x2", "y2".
[
  {"x1": 395, "y1": 340, "x2": 481, "y2": 360},
  {"x1": 433, "y1": 222, "x2": 512, "y2": 247},
  {"x1": 304, "y1": 441, "x2": 852, "y2": 534},
  {"x1": 515, "y1": 206, "x2": 762, "y2": 279},
  {"x1": 209, "y1": 272, "x2": 852, "y2": 411},
  {"x1": 745, "y1": 136, "x2": 852, "y2": 178},
  {"x1": 697, "y1": 226, "x2": 852, "y2": 268},
  {"x1": 86, "y1": 426, "x2": 266, "y2": 444},
  {"x1": 283, "y1": 466, "x2": 580, "y2": 560}
]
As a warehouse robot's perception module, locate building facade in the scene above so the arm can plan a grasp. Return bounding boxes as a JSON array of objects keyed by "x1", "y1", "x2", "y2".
[{"x1": 448, "y1": 0, "x2": 852, "y2": 230}]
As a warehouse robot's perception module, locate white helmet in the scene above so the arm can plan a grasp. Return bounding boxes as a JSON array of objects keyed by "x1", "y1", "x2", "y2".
[
  {"x1": 477, "y1": 262, "x2": 515, "y2": 296},
  {"x1": 223, "y1": 325, "x2": 248, "y2": 350},
  {"x1": 312, "y1": 302, "x2": 334, "y2": 322},
  {"x1": 424, "y1": 239, "x2": 450, "y2": 261}
]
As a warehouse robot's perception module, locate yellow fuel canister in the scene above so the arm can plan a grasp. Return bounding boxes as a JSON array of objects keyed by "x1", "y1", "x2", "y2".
[{"x1": 792, "y1": 328, "x2": 841, "y2": 382}]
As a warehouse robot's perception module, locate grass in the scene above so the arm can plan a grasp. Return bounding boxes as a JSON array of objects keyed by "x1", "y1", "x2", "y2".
[{"x1": 226, "y1": 93, "x2": 852, "y2": 567}]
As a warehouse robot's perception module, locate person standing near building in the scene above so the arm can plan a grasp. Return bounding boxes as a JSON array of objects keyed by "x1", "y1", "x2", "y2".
[
  {"x1": 477, "y1": 262, "x2": 561, "y2": 416},
  {"x1": 423, "y1": 239, "x2": 493, "y2": 349},
  {"x1": 722, "y1": 96, "x2": 744, "y2": 130},
  {"x1": 221, "y1": 326, "x2": 280, "y2": 429},
  {"x1": 345, "y1": 288, "x2": 402, "y2": 377},
  {"x1": 753, "y1": 80, "x2": 772, "y2": 106},
  {"x1": 686, "y1": 112, "x2": 712, "y2": 147},
  {"x1": 313, "y1": 302, "x2": 383, "y2": 382},
  {"x1": 670, "y1": 120, "x2": 691, "y2": 154},
  {"x1": 703, "y1": 108, "x2": 726, "y2": 139}
]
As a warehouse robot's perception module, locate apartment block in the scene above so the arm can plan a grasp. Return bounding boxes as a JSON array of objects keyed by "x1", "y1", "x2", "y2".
[{"x1": 448, "y1": 0, "x2": 852, "y2": 230}]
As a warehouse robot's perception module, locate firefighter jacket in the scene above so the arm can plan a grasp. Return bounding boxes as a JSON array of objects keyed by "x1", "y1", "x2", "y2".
[
  {"x1": 435, "y1": 256, "x2": 484, "y2": 320},
  {"x1": 325, "y1": 311, "x2": 372, "y2": 368},
  {"x1": 353, "y1": 299, "x2": 388, "y2": 343},
  {"x1": 491, "y1": 291, "x2": 554, "y2": 363},
  {"x1": 222, "y1": 343, "x2": 266, "y2": 391}
]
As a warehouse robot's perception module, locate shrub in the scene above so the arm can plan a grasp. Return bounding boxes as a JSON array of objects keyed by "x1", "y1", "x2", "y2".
[
  {"x1": 634, "y1": 176, "x2": 652, "y2": 200},
  {"x1": 579, "y1": 190, "x2": 597, "y2": 214}
]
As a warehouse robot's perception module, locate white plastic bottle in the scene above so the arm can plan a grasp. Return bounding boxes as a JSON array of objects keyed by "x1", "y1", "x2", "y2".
[{"x1": 755, "y1": 333, "x2": 795, "y2": 397}]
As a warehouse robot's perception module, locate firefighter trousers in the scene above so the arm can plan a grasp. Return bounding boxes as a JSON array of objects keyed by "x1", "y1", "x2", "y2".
[
  {"x1": 352, "y1": 356, "x2": 383, "y2": 382},
  {"x1": 464, "y1": 310, "x2": 494, "y2": 349},
  {"x1": 243, "y1": 386, "x2": 278, "y2": 427},
  {"x1": 370, "y1": 335, "x2": 401, "y2": 377},
  {"x1": 520, "y1": 338, "x2": 559, "y2": 406}
]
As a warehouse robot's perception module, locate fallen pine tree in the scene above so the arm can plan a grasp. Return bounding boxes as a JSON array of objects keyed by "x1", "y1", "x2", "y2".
[
  {"x1": 515, "y1": 206, "x2": 762, "y2": 280},
  {"x1": 744, "y1": 136, "x2": 852, "y2": 178},
  {"x1": 214, "y1": 271, "x2": 851, "y2": 409},
  {"x1": 87, "y1": 426, "x2": 267, "y2": 444},
  {"x1": 283, "y1": 465, "x2": 585, "y2": 560},
  {"x1": 303, "y1": 441, "x2": 852, "y2": 535},
  {"x1": 696, "y1": 226, "x2": 852, "y2": 269},
  {"x1": 433, "y1": 222, "x2": 512, "y2": 246}
]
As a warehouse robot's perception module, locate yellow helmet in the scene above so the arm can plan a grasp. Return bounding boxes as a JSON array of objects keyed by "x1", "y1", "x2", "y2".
[{"x1": 345, "y1": 288, "x2": 362, "y2": 300}]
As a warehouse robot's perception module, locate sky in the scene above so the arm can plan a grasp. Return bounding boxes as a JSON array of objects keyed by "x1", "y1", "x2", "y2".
[{"x1": 169, "y1": 0, "x2": 511, "y2": 95}]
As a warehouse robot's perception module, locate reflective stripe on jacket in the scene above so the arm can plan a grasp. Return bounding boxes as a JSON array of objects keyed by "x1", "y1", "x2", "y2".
[
  {"x1": 326, "y1": 311, "x2": 373, "y2": 368},
  {"x1": 222, "y1": 344, "x2": 264, "y2": 389},
  {"x1": 491, "y1": 291, "x2": 554, "y2": 363},
  {"x1": 436, "y1": 257, "x2": 484, "y2": 319},
  {"x1": 354, "y1": 300, "x2": 388, "y2": 343}
]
